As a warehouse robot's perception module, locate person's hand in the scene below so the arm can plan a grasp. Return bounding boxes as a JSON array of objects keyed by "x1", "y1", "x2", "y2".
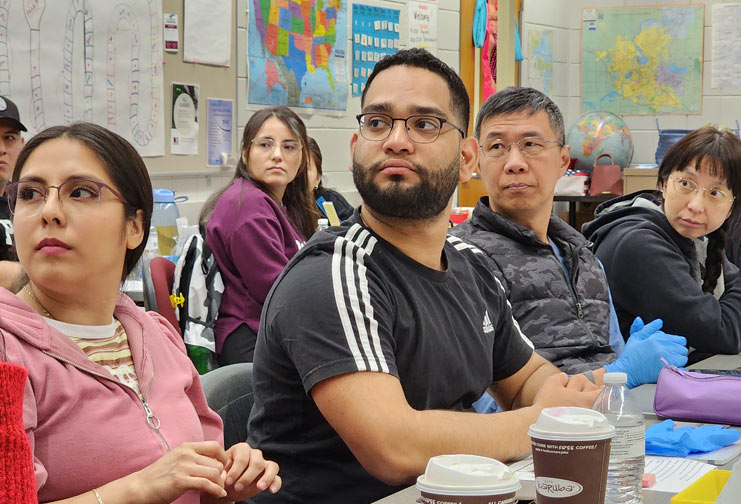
[
  {"x1": 532, "y1": 372, "x2": 603, "y2": 411},
  {"x1": 127, "y1": 441, "x2": 229, "y2": 503},
  {"x1": 604, "y1": 317, "x2": 689, "y2": 388},
  {"x1": 221, "y1": 442, "x2": 281, "y2": 500}
]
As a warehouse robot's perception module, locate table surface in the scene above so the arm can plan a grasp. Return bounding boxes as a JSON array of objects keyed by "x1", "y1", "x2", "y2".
[
  {"x1": 553, "y1": 194, "x2": 615, "y2": 203},
  {"x1": 372, "y1": 354, "x2": 741, "y2": 504}
]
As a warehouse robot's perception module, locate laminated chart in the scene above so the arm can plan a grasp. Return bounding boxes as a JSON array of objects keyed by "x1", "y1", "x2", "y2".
[
  {"x1": 0, "y1": 0, "x2": 164, "y2": 156},
  {"x1": 248, "y1": 0, "x2": 348, "y2": 111},
  {"x1": 351, "y1": 3, "x2": 399, "y2": 97}
]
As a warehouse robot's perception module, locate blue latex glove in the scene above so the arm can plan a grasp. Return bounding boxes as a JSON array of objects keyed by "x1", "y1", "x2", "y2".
[
  {"x1": 646, "y1": 420, "x2": 740, "y2": 456},
  {"x1": 604, "y1": 317, "x2": 689, "y2": 388}
]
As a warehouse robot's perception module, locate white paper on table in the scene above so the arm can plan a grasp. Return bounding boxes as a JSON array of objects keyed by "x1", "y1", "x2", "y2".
[
  {"x1": 712, "y1": 4, "x2": 741, "y2": 89},
  {"x1": 644, "y1": 456, "x2": 714, "y2": 494},
  {"x1": 183, "y1": 0, "x2": 231, "y2": 66}
]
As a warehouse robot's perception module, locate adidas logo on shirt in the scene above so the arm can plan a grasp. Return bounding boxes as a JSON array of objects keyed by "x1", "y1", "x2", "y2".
[{"x1": 482, "y1": 310, "x2": 494, "y2": 333}]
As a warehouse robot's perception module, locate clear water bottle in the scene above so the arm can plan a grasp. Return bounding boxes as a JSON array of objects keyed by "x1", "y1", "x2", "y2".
[
  {"x1": 593, "y1": 372, "x2": 645, "y2": 504},
  {"x1": 317, "y1": 218, "x2": 329, "y2": 231}
]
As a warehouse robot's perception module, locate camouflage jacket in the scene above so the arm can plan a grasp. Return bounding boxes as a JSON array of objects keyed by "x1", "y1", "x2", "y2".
[{"x1": 450, "y1": 198, "x2": 615, "y2": 374}]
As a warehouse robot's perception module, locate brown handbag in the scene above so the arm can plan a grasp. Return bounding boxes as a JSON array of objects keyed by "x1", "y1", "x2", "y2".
[{"x1": 589, "y1": 153, "x2": 624, "y2": 197}]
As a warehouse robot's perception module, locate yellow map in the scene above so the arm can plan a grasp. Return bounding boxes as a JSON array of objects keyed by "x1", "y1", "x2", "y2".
[{"x1": 582, "y1": 6, "x2": 703, "y2": 114}]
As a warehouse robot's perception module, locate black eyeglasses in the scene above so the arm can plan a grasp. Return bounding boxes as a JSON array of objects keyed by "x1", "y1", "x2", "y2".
[
  {"x1": 6, "y1": 178, "x2": 129, "y2": 217},
  {"x1": 356, "y1": 113, "x2": 465, "y2": 144}
]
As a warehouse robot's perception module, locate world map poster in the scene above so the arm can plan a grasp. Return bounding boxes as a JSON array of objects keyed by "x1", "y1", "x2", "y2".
[
  {"x1": 581, "y1": 5, "x2": 703, "y2": 115},
  {"x1": 248, "y1": 0, "x2": 348, "y2": 111}
]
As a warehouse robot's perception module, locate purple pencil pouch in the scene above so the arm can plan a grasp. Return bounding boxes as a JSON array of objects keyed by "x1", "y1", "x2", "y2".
[{"x1": 654, "y1": 364, "x2": 741, "y2": 425}]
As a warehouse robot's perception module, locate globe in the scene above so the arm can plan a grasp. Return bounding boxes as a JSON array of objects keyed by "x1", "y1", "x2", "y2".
[{"x1": 566, "y1": 111, "x2": 634, "y2": 174}]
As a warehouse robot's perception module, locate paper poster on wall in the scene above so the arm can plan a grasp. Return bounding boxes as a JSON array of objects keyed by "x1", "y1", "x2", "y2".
[
  {"x1": 711, "y1": 4, "x2": 741, "y2": 88},
  {"x1": 408, "y1": 1, "x2": 438, "y2": 55},
  {"x1": 207, "y1": 99, "x2": 233, "y2": 167},
  {"x1": 184, "y1": 0, "x2": 231, "y2": 66},
  {"x1": 351, "y1": 4, "x2": 400, "y2": 97},
  {"x1": 0, "y1": 0, "x2": 165, "y2": 156},
  {"x1": 164, "y1": 13, "x2": 179, "y2": 52},
  {"x1": 525, "y1": 28, "x2": 553, "y2": 95},
  {"x1": 247, "y1": 0, "x2": 348, "y2": 111},
  {"x1": 171, "y1": 83, "x2": 199, "y2": 155}
]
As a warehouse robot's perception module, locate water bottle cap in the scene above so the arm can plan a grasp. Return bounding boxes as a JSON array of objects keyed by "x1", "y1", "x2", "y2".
[
  {"x1": 318, "y1": 218, "x2": 329, "y2": 225},
  {"x1": 153, "y1": 189, "x2": 176, "y2": 203},
  {"x1": 603, "y1": 372, "x2": 628, "y2": 385}
]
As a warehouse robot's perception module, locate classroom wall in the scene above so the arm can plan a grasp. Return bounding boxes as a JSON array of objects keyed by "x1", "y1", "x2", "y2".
[
  {"x1": 160, "y1": 0, "x2": 461, "y2": 223},
  {"x1": 148, "y1": 0, "x2": 237, "y2": 224},
  {"x1": 520, "y1": 0, "x2": 741, "y2": 167},
  {"x1": 236, "y1": 0, "x2": 462, "y2": 206}
]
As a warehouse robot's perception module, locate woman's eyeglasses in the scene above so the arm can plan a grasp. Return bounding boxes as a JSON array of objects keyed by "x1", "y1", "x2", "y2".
[
  {"x1": 6, "y1": 178, "x2": 129, "y2": 217},
  {"x1": 669, "y1": 176, "x2": 735, "y2": 205},
  {"x1": 251, "y1": 137, "x2": 303, "y2": 159}
]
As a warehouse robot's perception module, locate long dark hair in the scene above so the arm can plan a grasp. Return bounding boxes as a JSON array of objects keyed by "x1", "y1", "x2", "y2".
[
  {"x1": 308, "y1": 136, "x2": 323, "y2": 189},
  {"x1": 12, "y1": 123, "x2": 153, "y2": 280},
  {"x1": 200, "y1": 107, "x2": 318, "y2": 238},
  {"x1": 658, "y1": 127, "x2": 741, "y2": 293}
]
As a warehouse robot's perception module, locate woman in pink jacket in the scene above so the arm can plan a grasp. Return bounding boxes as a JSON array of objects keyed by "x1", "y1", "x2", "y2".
[{"x1": 1, "y1": 123, "x2": 281, "y2": 503}]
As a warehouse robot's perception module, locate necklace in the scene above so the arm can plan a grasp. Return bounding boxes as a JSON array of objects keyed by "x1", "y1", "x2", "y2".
[{"x1": 24, "y1": 284, "x2": 55, "y2": 320}]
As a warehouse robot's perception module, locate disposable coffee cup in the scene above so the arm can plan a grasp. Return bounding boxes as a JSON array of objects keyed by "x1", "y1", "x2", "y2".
[
  {"x1": 528, "y1": 407, "x2": 614, "y2": 504},
  {"x1": 416, "y1": 454, "x2": 520, "y2": 504}
]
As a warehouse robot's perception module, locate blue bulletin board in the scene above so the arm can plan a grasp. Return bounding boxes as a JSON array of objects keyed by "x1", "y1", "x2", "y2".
[{"x1": 351, "y1": 4, "x2": 400, "y2": 97}]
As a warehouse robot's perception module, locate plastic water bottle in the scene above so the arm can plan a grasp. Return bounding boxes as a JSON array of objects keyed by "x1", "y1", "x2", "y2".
[
  {"x1": 152, "y1": 189, "x2": 181, "y2": 256},
  {"x1": 317, "y1": 218, "x2": 329, "y2": 231},
  {"x1": 593, "y1": 372, "x2": 645, "y2": 504}
]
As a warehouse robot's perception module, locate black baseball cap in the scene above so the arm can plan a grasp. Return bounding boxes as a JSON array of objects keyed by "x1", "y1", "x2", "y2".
[{"x1": 0, "y1": 96, "x2": 26, "y2": 132}]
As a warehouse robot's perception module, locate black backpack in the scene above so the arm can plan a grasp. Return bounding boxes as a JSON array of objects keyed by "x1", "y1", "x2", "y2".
[{"x1": 172, "y1": 223, "x2": 222, "y2": 372}]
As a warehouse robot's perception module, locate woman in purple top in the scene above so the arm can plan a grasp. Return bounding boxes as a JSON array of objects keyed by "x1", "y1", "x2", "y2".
[{"x1": 201, "y1": 107, "x2": 318, "y2": 364}]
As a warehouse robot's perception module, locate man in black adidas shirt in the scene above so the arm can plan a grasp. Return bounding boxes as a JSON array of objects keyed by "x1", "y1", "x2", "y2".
[{"x1": 247, "y1": 49, "x2": 602, "y2": 504}]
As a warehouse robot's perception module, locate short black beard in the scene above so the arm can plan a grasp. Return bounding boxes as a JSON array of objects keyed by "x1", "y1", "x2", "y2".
[{"x1": 352, "y1": 156, "x2": 459, "y2": 220}]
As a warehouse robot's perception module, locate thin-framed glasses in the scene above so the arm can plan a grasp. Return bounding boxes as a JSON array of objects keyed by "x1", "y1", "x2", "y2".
[
  {"x1": 6, "y1": 178, "x2": 129, "y2": 217},
  {"x1": 251, "y1": 137, "x2": 302, "y2": 159},
  {"x1": 669, "y1": 176, "x2": 735, "y2": 205},
  {"x1": 356, "y1": 113, "x2": 465, "y2": 144},
  {"x1": 479, "y1": 136, "x2": 563, "y2": 158}
]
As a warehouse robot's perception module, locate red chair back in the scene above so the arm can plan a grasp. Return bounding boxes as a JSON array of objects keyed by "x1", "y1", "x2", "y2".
[{"x1": 149, "y1": 256, "x2": 180, "y2": 335}]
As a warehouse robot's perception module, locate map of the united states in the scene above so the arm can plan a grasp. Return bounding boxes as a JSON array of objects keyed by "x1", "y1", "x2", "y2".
[{"x1": 249, "y1": 0, "x2": 348, "y2": 110}]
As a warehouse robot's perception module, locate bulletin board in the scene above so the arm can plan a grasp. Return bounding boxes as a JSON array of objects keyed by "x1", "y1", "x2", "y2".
[{"x1": 144, "y1": 0, "x2": 237, "y2": 176}]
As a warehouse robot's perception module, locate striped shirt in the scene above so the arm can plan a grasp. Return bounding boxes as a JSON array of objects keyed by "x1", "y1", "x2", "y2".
[{"x1": 46, "y1": 317, "x2": 140, "y2": 394}]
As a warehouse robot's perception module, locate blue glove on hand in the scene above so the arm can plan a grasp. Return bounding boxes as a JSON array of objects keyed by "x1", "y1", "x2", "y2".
[
  {"x1": 604, "y1": 317, "x2": 689, "y2": 388},
  {"x1": 646, "y1": 420, "x2": 740, "y2": 457}
]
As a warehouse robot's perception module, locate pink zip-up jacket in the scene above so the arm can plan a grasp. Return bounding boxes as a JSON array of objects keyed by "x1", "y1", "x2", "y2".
[{"x1": 0, "y1": 288, "x2": 223, "y2": 503}]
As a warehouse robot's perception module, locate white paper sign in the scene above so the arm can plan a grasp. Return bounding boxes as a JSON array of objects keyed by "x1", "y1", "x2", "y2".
[
  {"x1": 408, "y1": 1, "x2": 438, "y2": 55},
  {"x1": 183, "y1": 0, "x2": 231, "y2": 66},
  {"x1": 171, "y1": 83, "x2": 199, "y2": 155},
  {"x1": 163, "y1": 13, "x2": 179, "y2": 52},
  {"x1": 712, "y1": 4, "x2": 741, "y2": 88},
  {"x1": 207, "y1": 98, "x2": 233, "y2": 166}
]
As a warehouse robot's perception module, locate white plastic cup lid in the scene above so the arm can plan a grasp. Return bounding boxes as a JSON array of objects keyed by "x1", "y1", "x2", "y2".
[
  {"x1": 416, "y1": 454, "x2": 520, "y2": 496},
  {"x1": 528, "y1": 407, "x2": 615, "y2": 441}
]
